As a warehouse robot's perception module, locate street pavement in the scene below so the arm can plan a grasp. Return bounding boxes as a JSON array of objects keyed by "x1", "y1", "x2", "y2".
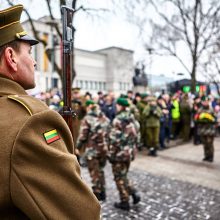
[{"x1": 81, "y1": 138, "x2": 220, "y2": 220}]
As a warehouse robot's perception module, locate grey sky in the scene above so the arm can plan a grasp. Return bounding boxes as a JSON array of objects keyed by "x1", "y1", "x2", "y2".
[{"x1": 0, "y1": 0, "x2": 189, "y2": 78}]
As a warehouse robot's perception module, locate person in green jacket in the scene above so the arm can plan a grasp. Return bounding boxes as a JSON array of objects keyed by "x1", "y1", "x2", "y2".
[{"x1": 142, "y1": 96, "x2": 162, "y2": 156}]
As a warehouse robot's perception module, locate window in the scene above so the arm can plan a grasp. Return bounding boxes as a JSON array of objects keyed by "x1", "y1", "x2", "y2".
[
  {"x1": 52, "y1": 78, "x2": 58, "y2": 88},
  {"x1": 85, "y1": 81, "x2": 88, "y2": 90},
  {"x1": 119, "y1": 82, "x2": 122, "y2": 90},
  {"x1": 79, "y1": 80, "x2": 83, "y2": 88},
  {"x1": 90, "y1": 81, "x2": 93, "y2": 90},
  {"x1": 94, "y1": 81, "x2": 98, "y2": 90},
  {"x1": 99, "y1": 82, "x2": 102, "y2": 90}
]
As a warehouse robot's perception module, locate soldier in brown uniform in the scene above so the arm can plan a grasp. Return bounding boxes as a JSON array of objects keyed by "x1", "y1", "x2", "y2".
[{"x1": 0, "y1": 5, "x2": 100, "y2": 219}]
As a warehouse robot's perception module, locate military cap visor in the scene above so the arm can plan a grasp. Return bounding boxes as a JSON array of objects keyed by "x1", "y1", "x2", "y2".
[{"x1": 0, "y1": 4, "x2": 39, "y2": 47}]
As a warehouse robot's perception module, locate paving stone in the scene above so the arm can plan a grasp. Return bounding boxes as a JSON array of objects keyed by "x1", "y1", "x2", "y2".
[{"x1": 81, "y1": 163, "x2": 220, "y2": 220}]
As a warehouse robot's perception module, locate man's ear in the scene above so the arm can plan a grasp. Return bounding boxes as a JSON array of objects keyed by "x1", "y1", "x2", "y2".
[{"x1": 4, "y1": 47, "x2": 18, "y2": 72}]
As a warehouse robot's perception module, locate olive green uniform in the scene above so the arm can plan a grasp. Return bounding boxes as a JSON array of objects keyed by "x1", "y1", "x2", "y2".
[
  {"x1": 0, "y1": 75, "x2": 100, "y2": 219},
  {"x1": 142, "y1": 104, "x2": 162, "y2": 154}
]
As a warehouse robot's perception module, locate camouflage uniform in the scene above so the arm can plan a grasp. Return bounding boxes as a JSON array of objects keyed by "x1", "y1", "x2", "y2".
[
  {"x1": 108, "y1": 109, "x2": 140, "y2": 209},
  {"x1": 195, "y1": 103, "x2": 216, "y2": 162},
  {"x1": 77, "y1": 106, "x2": 110, "y2": 200}
]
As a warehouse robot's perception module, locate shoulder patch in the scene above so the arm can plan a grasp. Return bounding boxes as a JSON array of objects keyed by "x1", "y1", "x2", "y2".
[
  {"x1": 43, "y1": 129, "x2": 60, "y2": 144},
  {"x1": 8, "y1": 95, "x2": 48, "y2": 116}
]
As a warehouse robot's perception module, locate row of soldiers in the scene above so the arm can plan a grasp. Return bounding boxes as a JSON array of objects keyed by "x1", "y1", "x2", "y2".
[{"x1": 75, "y1": 97, "x2": 141, "y2": 211}]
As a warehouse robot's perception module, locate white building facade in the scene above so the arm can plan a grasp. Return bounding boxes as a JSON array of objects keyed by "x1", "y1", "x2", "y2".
[{"x1": 23, "y1": 18, "x2": 134, "y2": 96}]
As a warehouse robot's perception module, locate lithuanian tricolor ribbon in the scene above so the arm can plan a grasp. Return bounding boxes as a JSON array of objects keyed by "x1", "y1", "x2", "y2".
[{"x1": 43, "y1": 129, "x2": 60, "y2": 144}]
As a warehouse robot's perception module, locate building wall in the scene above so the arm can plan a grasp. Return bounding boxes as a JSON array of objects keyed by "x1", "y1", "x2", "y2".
[{"x1": 24, "y1": 18, "x2": 134, "y2": 96}]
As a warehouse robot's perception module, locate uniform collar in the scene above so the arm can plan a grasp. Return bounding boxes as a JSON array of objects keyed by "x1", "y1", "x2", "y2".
[{"x1": 0, "y1": 74, "x2": 27, "y2": 96}]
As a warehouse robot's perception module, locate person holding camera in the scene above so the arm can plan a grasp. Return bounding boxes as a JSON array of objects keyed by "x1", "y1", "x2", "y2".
[{"x1": 142, "y1": 96, "x2": 162, "y2": 156}]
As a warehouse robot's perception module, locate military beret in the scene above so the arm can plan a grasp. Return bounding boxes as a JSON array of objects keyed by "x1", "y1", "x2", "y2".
[
  {"x1": 120, "y1": 94, "x2": 128, "y2": 99},
  {"x1": 147, "y1": 96, "x2": 157, "y2": 102},
  {"x1": 116, "y1": 97, "x2": 129, "y2": 107},
  {"x1": 201, "y1": 95, "x2": 209, "y2": 101},
  {"x1": 0, "y1": 4, "x2": 39, "y2": 47},
  {"x1": 140, "y1": 93, "x2": 148, "y2": 99},
  {"x1": 72, "y1": 87, "x2": 80, "y2": 93},
  {"x1": 85, "y1": 100, "x2": 95, "y2": 106}
]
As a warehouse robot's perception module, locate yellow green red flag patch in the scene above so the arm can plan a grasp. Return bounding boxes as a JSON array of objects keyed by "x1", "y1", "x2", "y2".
[{"x1": 43, "y1": 129, "x2": 60, "y2": 144}]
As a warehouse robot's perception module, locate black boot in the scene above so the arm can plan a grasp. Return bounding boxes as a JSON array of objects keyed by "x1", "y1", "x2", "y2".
[
  {"x1": 131, "y1": 192, "x2": 141, "y2": 204},
  {"x1": 94, "y1": 191, "x2": 106, "y2": 201},
  {"x1": 100, "y1": 191, "x2": 106, "y2": 201},
  {"x1": 114, "y1": 201, "x2": 130, "y2": 211}
]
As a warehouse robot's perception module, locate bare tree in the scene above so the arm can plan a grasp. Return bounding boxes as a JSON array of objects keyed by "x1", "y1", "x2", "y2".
[
  {"x1": 202, "y1": 50, "x2": 220, "y2": 96},
  {"x1": 5, "y1": 0, "x2": 110, "y2": 84},
  {"x1": 116, "y1": 0, "x2": 220, "y2": 93}
]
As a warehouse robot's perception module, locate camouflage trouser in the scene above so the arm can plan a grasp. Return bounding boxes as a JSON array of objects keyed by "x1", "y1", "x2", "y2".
[
  {"x1": 87, "y1": 157, "x2": 106, "y2": 194},
  {"x1": 112, "y1": 162, "x2": 135, "y2": 202},
  {"x1": 146, "y1": 127, "x2": 160, "y2": 149},
  {"x1": 200, "y1": 136, "x2": 214, "y2": 159}
]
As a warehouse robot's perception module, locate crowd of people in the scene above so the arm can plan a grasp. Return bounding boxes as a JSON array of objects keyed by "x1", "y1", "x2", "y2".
[
  {"x1": 33, "y1": 87, "x2": 219, "y2": 210},
  {"x1": 1, "y1": 3, "x2": 218, "y2": 217}
]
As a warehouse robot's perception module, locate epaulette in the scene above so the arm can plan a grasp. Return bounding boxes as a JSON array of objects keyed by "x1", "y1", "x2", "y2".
[{"x1": 8, "y1": 95, "x2": 48, "y2": 116}]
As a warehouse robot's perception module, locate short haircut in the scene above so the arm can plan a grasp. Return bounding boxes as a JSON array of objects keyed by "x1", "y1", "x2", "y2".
[{"x1": 0, "y1": 40, "x2": 20, "y2": 63}]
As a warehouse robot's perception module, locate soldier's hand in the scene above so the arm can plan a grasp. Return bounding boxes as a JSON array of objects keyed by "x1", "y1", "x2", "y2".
[{"x1": 75, "y1": 148, "x2": 80, "y2": 156}]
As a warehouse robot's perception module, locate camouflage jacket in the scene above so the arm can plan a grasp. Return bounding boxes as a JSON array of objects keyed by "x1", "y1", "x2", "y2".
[
  {"x1": 108, "y1": 110, "x2": 139, "y2": 162},
  {"x1": 76, "y1": 108, "x2": 110, "y2": 159},
  {"x1": 195, "y1": 106, "x2": 216, "y2": 136}
]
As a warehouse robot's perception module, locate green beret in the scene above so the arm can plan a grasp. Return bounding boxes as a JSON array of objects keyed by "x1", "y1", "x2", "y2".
[
  {"x1": 201, "y1": 96, "x2": 209, "y2": 101},
  {"x1": 141, "y1": 93, "x2": 148, "y2": 99},
  {"x1": 0, "y1": 4, "x2": 38, "y2": 47},
  {"x1": 116, "y1": 98, "x2": 129, "y2": 107},
  {"x1": 120, "y1": 94, "x2": 128, "y2": 99},
  {"x1": 85, "y1": 100, "x2": 95, "y2": 106}
]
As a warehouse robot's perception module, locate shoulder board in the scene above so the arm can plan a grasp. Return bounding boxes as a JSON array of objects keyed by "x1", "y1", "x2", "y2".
[{"x1": 8, "y1": 95, "x2": 48, "y2": 116}]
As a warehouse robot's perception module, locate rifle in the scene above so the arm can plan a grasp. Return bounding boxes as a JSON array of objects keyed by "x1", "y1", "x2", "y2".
[{"x1": 60, "y1": 1, "x2": 77, "y2": 154}]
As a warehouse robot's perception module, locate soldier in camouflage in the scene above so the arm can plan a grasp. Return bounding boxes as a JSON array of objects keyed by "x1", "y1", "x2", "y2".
[
  {"x1": 195, "y1": 96, "x2": 216, "y2": 162},
  {"x1": 76, "y1": 100, "x2": 110, "y2": 201},
  {"x1": 108, "y1": 98, "x2": 141, "y2": 211}
]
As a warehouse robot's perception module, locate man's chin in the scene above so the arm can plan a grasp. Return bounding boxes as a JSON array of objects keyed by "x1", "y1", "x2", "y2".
[{"x1": 24, "y1": 83, "x2": 36, "y2": 90}]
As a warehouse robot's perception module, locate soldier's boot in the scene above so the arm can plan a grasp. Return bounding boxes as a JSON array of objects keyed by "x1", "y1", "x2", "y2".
[
  {"x1": 148, "y1": 148, "x2": 157, "y2": 156},
  {"x1": 94, "y1": 191, "x2": 106, "y2": 201},
  {"x1": 131, "y1": 192, "x2": 141, "y2": 204},
  {"x1": 148, "y1": 147, "x2": 154, "y2": 156},
  {"x1": 152, "y1": 148, "x2": 157, "y2": 156},
  {"x1": 114, "y1": 201, "x2": 130, "y2": 211},
  {"x1": 100, "y1": 190, "x2": 106, "y2": 201},
  {"x1": 207, "y1": 156, "x2": 213, "y2": 162}
]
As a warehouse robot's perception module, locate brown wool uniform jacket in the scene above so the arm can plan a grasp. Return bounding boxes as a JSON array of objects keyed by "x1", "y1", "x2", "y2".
[{"x1": 0, "y1": 75, "x2": 100, "y2": 219}]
